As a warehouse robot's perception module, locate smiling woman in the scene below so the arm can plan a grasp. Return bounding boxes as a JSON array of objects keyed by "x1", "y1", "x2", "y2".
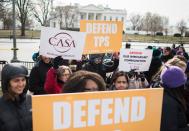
[{"x1": 0, "y1": 63, "x2": 32, "y2": 131}]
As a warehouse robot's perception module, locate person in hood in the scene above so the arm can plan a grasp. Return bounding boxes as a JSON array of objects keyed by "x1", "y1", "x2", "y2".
[
  {"x1": 0, "y1": 63, "x2": 32, "y2": 131},
  {"x1": 160, "y1": 65, "x2": 189, "y2": 131}
]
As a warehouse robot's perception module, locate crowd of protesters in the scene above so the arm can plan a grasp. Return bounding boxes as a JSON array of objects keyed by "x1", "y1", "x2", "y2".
[{"x1": 1, "y1": 43, "x2": 189, "y2": 131}]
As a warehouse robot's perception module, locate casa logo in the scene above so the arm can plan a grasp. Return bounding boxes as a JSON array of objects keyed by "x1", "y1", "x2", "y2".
[{"x1": 49, "y1": 32, "x2": 76, "y2": 53}]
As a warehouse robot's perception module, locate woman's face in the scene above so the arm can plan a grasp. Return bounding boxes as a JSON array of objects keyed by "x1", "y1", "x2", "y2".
[
  {"x1": 114, "y1": 76, "x2": 128, "y2": 90},
  {"x1": 9, "y1": 76, "x2": 26, "y2": 95},
  {"x1": 41, "y1": 55, "x2": 51, "y2": 64},
  {"x1": 163, "y1": 49, "x2": 170, "y2": 56},
  {"x1": 178, "y1": 47, "x2": 184, "y2": 52},
  {"x1": 84, "y1": 79, "x2": 99, "y2": 92},
  {"x1": 59, "y1": 69, "x2": 70, "y2": 82}
]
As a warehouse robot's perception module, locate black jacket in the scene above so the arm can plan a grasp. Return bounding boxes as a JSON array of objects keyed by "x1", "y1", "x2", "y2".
[
  {"x1": 29, "y1": 60, "x2": 52, "y2": 95},
  {"x1": 0, "y1": 95, "x2": 32, "y2": 131},
  {"x1": 161, "y1": 54, "x2": 173, "y2": 63},
  {"x1": 144, "y1": 57, "x2": 162, "y2": 83},
  {"x1": 0, "y1": 63, "x2": 32, "y2": 131},
  {"x1": 161, "y1": 90, "x2": 189, "y2": 131},
  {"x1": 82, "y1": 59, "x2": 119, "y2": 79}
]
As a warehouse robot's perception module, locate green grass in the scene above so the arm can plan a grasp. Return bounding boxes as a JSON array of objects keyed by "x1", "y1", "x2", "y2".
[
  {"x1": 0, "y1": 29, "x2": 40, "y2": 39},
  {"x1": 0, "y1": 29, "x2": 189, "y2": 43},
  {"x1": 123, "y1": 34, "x2": 189, "y2": 43}
]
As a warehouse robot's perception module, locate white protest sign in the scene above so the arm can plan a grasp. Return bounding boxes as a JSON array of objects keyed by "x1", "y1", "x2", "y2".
[
  {"x1": 40, "y1": 26, "x2": 86, "y2": 60},
  {"x1": 119, "y1": 49, "x2": 153, "y2": 72}
]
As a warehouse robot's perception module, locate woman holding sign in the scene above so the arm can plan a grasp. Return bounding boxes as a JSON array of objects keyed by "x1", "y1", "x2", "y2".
[{"x1": 0, "y1": 63, "x2": 32, "y2": 131}]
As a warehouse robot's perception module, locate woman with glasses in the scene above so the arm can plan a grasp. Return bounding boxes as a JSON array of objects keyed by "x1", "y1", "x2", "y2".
[{"x1": 45, "y1": 65, "x2": 72, "y2": 94}]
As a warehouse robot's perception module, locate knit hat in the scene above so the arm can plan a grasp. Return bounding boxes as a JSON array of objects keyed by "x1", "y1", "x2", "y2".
[{"x1": 160, "y1": 66, "x2": 187, "y2": 88}]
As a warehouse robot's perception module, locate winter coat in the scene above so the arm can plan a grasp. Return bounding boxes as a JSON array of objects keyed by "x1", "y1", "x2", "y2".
[
  {"x1": 161, "y1": 90, "x2": 189, "y2": 131},
  {"x1": 183, "y1": 88, "x2": 189, "y2": 123},
  {"x1": 82, "y1": 59, "x2": 119, "y2": 80},
  {"x1": 0, "y1": 63, "x2": 32, "y2": 131},
  {"x1": 0, "y1": 95, "x2": 32, "y2": 131},
  {"x1": 29, "y1": 60, "x2": 52, "y2": 95},
  {"x1": 44, "y1": 68, "x2": 63, "y2": 94},
  {"x1": 161, "y1": 54, "x2": 173, "y2": 63},
  {"x1": 144, "y1": 57, "x2": 162, "y2": 83}
]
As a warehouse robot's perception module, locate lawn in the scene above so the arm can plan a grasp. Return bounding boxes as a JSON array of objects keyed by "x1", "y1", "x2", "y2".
[
  {"x1": 0, "y1": 29, "x2": 189, "y2": 43},
  {"x1": 0, "y1": 29, "x2": 40, "y2": 39},
  {"x1": 123, "y1": 34, "x2": 189, "y2": 43}
]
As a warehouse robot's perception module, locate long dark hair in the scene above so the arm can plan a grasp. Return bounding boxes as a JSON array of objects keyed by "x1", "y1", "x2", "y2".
[
  {"x1": 111, "y1": 71, "x2": 129, "y2": 85},
  {"x1": 63, "y1": 70, "x2": 106, "y2": 93}
]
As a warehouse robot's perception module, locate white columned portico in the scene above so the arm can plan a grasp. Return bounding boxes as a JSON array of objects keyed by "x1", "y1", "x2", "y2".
[
  {"x1": 94, "y1": 13, "x2": 96, "y2": 20},
  {"x1": 86, "y1": 13, "x2": 89, "y2": 20}
]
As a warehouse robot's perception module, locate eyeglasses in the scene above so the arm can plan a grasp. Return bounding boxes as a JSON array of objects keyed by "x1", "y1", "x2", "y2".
[{"x1": 62, "y1": 74, "x2": 70, "y2": 77}]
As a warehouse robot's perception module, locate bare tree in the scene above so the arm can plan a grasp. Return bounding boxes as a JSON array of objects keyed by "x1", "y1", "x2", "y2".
[
  {"x1": 30, "y1": 0, "x2": 52, "y2": 26},
  {"x1": 0, "y1": 2, "x2": 13, "y2": 29},
  {"x1": 0, "y1": 2, "x2": 4, "y2": 17},
  {"x1": 143, "y1": 12, "x2": 152, "y2": 34},
  {"x1": 177, "y1": 19, "x2": 187, "y2": 36},
  {"x1": 141, "y1": 12, "x2": 169, "y2": 36},
  {"x1": 136, "y1": 16, "x2": 145, "y2": 31},
  {"x1": 161, "y1": 16, "x2": 169, "y2": 36},
  {"x1": 150, "y1": 14, "x2": 163, "y2": 36},
  {"x1": 130, "y1": 13, "x2": 141, "y2": 30},
  {"x1": 16, "y1": 0, "x2": 31, "y2": 36},
  {"x1": 52, "y1": 5, "x2": 79, "y2": 29},
  {"x1": 53, "y1": 6, "x2": 64, "y2": 29}
]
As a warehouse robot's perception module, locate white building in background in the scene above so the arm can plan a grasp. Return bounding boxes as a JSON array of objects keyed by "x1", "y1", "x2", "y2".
[
  {"x1": 50, "y1": 4, "x2": 127, "y2": 31},
  {"x1": 0, "y1": 21, "x2": 3, "y2": 29}
]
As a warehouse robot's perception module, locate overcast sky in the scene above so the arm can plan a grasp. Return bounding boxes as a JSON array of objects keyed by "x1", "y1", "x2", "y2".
[{"x1": 54, "y1": 0, "x2": 189, "y2": 26}]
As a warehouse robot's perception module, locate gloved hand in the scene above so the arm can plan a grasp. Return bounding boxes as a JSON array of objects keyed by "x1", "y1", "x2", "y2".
[{"x1": 53, "y1": 56, "x2": 64, "y2": 69}]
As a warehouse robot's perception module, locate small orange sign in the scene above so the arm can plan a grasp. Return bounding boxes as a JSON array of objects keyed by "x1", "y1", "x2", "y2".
[
  {"x1": 32, "y1": 88, "x2": 163, "y2": 131},
  {"x1": 80, "y1": 20, "x2": 123, "y2": 54}
]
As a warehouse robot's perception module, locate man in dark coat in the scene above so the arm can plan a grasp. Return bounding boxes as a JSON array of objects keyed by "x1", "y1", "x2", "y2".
[{"x1": 29, "y1": 55, "x2": 52, "y2": 95}]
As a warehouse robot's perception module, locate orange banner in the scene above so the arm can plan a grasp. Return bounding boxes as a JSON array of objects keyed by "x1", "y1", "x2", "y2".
[
  {"x1": 80, "y1": 20, "x2": 123, "y2": 54},
  {"x1": 32, "y1": 88, "x2": 163, "y2": 131}
]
